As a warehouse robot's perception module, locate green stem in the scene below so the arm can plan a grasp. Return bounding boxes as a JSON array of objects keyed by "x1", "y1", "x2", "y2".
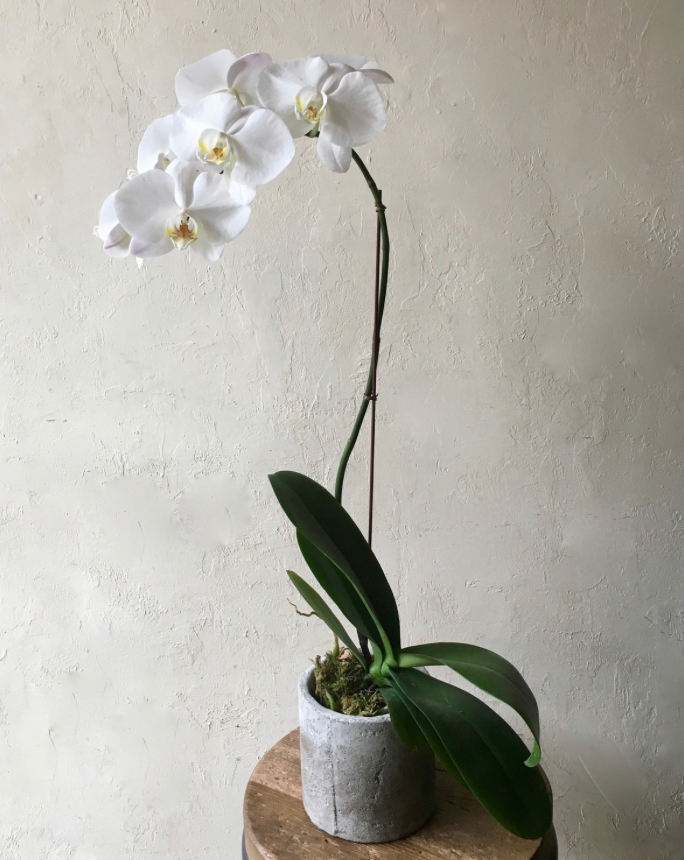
[
  {"x1": 333, "y1": 150, "x2": 389, "y2": 669},
  {"x1": 334, "y1": 150, "x2": 390, "y2": 505}
]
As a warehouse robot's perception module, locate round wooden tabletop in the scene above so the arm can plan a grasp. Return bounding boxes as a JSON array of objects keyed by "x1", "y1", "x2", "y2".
[{"x1": 243, "y1": 729, "x2": 550, "y2": 860}]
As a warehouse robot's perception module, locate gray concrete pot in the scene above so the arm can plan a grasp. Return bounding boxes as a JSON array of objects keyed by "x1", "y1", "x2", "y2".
[{"x1": 298, "y1": 665, "x2": 435, "y2": 843}]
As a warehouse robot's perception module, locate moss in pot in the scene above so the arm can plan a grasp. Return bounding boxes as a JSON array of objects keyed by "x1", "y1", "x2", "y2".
[{"x1": 312, "y1": 649, "x2": 387, "y2": 717}]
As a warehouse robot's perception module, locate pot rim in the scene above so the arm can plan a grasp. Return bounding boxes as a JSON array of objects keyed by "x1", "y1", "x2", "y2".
[{"x1": 299, "y1": 664, "x2": 392, "y2": 725}]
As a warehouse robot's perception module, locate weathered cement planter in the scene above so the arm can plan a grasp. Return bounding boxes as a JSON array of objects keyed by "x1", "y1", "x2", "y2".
[{"x1": 298, "y1": 665, "x2": 435, "y2": 843}]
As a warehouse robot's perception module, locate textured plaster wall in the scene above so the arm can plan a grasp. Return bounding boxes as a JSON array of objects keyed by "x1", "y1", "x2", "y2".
[{"x1": 1, "y1": 1, "x2": 682, "y2": 858}]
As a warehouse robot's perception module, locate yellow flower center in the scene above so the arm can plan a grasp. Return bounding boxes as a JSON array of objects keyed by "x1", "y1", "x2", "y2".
[
  {"x1": 197, "y1": 129, "x2": 231, "y2": 165},
  {"x1": 295, "y1": 88, "x2": 326, "y2": 127},
  {"x1": 166, "y1": 213, "x2": 198, "y2": 250}
]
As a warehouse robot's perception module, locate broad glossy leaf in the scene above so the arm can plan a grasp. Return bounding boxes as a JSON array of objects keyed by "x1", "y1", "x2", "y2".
[
  {"x1": 399, "y1": 642, "x2": 541, "y2": 767},
  {"x1": 287, "y1": 570, "x2": 365, "y2": 667},
  {"x1": 389, "y1": 668, "x2": 552, "y2": 840},
  {"x1": 297, "y1": 532, "x2": 380, "y2": 648},
  {"x1": 269, "y1": 471, "x2": 400, "y2": 654},
  {"x1": 382, "y1": 687, "x2": 429, "y2": 752},
  {"x1": 386, "y1": 677, "x2": 468, "y2": 790}
]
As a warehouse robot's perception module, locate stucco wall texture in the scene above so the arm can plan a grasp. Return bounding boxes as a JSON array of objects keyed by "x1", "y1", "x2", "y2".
[{"x1": 1, "y1": 1, "x2": 682, "y2": 858}]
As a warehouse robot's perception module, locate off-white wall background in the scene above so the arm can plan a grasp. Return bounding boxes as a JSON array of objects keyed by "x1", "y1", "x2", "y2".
[{"x1": 1, "y1": 1, "x2": 682, "y2": 858}]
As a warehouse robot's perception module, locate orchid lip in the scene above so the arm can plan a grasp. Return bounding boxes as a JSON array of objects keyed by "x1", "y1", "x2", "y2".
[
  {"x1": 197, "y1": 129, "x2": 232, "y2": 165},
  {"x1": 294, "y1": 87, "x2": 326, "y2": 126},
  {"x1": 166, "y1": 212, "x2": 199, "y2": 250}
]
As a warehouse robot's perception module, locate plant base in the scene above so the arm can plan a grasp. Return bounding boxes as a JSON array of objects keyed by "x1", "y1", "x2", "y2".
[{"x1": 298, "y1": 664, "x2": 435, "y2": 843}]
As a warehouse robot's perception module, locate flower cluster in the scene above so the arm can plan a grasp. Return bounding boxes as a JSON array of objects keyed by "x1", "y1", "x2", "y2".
[{"x1": 97, "y1": 50, "x2": 392, "y2": 262}]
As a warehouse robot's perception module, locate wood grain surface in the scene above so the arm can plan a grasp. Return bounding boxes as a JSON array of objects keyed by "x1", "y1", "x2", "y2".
[{"x1": 243, "y1": 730, "x2": 545, "y2": 860}]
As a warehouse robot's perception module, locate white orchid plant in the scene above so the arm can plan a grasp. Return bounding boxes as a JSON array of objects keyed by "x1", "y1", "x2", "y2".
[{"x1": 97, "y1": 48, "x2": 556, "y2": 852}]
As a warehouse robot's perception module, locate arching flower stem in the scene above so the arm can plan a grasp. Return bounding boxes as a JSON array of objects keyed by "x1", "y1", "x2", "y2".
[
  {"x1": 333, "y1": 149, "x2": 390, "y2": 666},
  {"x1": 334, "y1": 150, "x2": 390, "y2": 506}
]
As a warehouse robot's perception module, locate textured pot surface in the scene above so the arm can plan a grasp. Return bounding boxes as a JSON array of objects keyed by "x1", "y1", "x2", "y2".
[{"x1": 298, "y1": 665, "x2": 435, "y2": 843}]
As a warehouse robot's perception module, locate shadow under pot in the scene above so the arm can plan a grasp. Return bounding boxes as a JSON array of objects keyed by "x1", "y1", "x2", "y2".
[{"x1": 298, "y1": 664, "x2": 436, "y2": 843}]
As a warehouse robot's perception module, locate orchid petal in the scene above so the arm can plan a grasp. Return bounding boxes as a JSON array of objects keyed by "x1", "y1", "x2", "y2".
[
  {"x1": 97, "y1": 191, "x2": 132, "y2": 257},
  {"x1": 360, "y1": 62, "x2": 394, "y2": 85},
  {"x1": 319, "y1": 55, "x2": 394, "y2": 85},
  {"x1": 257, "y1": 57, "x2": 330, "y2": 136},
  {"x1": 316, "y1": 137, "x2": 352, "y2": 173},
  {"x1": 167, "y1": 158, "x2": 208, "y2": 209},
  {"x1": 191, "y1": 172, "x2": 252, "y2": 244},
  {"x1": 227, "y1": 52, "x2": 272, "y2": 105},
  {"x1": 191, "y1": 231, "x2": 225, "y2": 262},
  {"x1": 137, "y1": 114, "x2": 176, "y2": 172},
  {"x1": 230, "y1": 108, "x2": 295, "y2": 188},
  {"x1": 103, "y1": 223, "x2": 132, "y2": 257},
  {"x1": 225, "y1": 103, "x2": 259, "y2": 135},
  {"x1": 175, "y1": 49, "x2": 236, "y2": 106},
  {"x1": 321, "y1": 71, "x2": 386, "y2": 147},
  {"x1": 115, "y1": 170, "x2": 177, "y2": 244},
  {"x1": 320, "y1": 53, "x2": 367, "y2": 69},
  {"x1": 227, "y1": 180, "x2": 257, "y2": 205},
  {"x1": 97, "y1": 191, "x2": 120, "y2": 237},
  {"x1": 130, "y1": 236, "x2": 173, "y2": 258},
  {"x1": 319, "y1": 63, "x2": 355, "y2": 96}
]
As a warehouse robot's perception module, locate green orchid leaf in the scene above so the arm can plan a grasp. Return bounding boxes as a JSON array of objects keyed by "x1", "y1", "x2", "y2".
[
  {"x1": 297, "y1": 532, "x2": 381, "y2": 649},
  {"x1": 386, "y1": 676, "x2": 469, "y2": 791},
  {"x1": 269, "y1": 471, "x2": 401, "y2": 654},
  {"x1": 287, "y1": 570, "x2": 366, "y2": 667},
  {"x1": 382, "y1": 687, "x2": 429, "y2": 752},
  {"x1": 399, "y1": 642, "x2": 541, "y2": 767},
  {"x1": 389, "y1": 668, "x2": 552, "y2": 840}
]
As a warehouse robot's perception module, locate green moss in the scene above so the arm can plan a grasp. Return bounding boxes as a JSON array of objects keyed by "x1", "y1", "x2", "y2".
[{"x1": 313, "y1": 650, "x2": 387, "y2": 717}]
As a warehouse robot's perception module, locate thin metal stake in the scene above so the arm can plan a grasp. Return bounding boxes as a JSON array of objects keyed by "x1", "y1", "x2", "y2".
[{"x1": 367, "y1": 190, "x2": 382, "y2": 547}]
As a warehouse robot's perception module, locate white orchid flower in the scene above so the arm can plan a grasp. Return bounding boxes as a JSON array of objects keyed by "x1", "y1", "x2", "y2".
[
  {"x1": 114, "y1": 160, "x2": 251, "y2": 262},
  {"x1": 137, "y1": 114, "x2": 177, "y2": 173},
  {"x1": 257, "y1": 56, "x2": 389, "y2": 173},
  {"x1": 175, "y1": 49, "x2": 272, "y2": 108},
  {"x1": 96, "y1": 191, "x2": 132, "y2": 257},
  {"x1": 170, "y1": 92, "x2": 295, "y2": 203}
]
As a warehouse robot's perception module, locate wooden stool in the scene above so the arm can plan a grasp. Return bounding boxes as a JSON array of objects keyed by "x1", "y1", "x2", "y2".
[{"x1": 243, "y1": 729, "x2": 550, "y2": 860}]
